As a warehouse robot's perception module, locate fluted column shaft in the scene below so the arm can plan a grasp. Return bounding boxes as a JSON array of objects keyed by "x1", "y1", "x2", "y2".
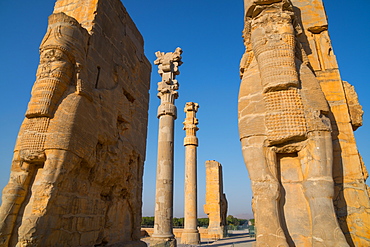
[
  {"x1": 181, "y1": 102, "x2": 200, "y2": 245},
  {"x1": 153, "y1": 114, "x2": 175, "y2": 238},
  {"x1": 184, "y1": 146, "x2": 197, "y2": 230},
  {"x1": 151, "y1": 48, "x2": 182, "y2": 247}
]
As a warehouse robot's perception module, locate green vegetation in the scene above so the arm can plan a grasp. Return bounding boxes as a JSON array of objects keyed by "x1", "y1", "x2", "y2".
[
  {"x1": 141, "y1": 216, "x2": 155, "y2": 226},
  {"x1": 173, "y1": 217, "x2": 184, "y2": 227},
  {"x1": 226, "y1": 215, "x2": 248, "y2": 226},
  {"x1": 197, "y1": 218, "x2": 209, "y2": 227},
  {"x1": 141, "y1": 215, "x2": 253, "y2": 228}
]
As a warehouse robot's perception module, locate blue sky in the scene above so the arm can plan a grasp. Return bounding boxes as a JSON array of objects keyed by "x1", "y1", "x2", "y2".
[{"x1": 0, "y1": 0, "x2": 369, "y2": 219}]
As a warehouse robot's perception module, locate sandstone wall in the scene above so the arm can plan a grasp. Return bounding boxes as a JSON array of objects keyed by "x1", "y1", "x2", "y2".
[
  {"x1": 0, "y1": 0, "x2": 151, "y2": 246},
  {"x1": 291, "y1": 1, "x2": 370, "y2": 245}
]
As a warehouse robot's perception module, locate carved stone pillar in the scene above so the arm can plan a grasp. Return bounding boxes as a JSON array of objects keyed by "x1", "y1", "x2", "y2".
[
  {"x1": 181, "y1": 102, "x2": 200, "y2": 245},
  {"x1": 151, "y1": 48, "x2": 182, "y2": 247},
  {"x1": 204, "y1": 160, "x2": 228, "y2": 240}
]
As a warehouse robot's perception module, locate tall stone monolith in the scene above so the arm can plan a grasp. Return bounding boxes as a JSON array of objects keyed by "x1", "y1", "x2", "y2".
[
  {"x1": 204, "y1": 160, "x2": 227, "y2": 240},
  {"x1": 181, "y1": 102, "x2": 200, "y2": 245},
  {"x1": 151, "y1": 48, "x2": 183, "y2": 247},
  {"x1": 239, "y1": 0, "x2": 370, "y2": 246},
  {"x1": 0, "y1": 0, "x2": 151, "y2": 246}
]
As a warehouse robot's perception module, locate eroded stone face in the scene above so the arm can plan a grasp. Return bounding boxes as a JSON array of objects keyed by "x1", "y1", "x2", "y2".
[
  {"x1": 239, "y1": 0, "x2": 369, "y2": 246},
  {"x1": 0, "y1": 0, "x2": 151, "y2": 246}
]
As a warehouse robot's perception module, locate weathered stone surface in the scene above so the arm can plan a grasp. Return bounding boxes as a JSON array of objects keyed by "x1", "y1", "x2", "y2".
[
  {"x1": 239, "y1": 0, "x2": 370, "y2": 246},
  {"x1": 292, "y1": 1, "x2": 370, "y2": 246},
  {"x1": 0, "y1": 0, "x2": 151, "y2": 246},
  {"x1": 181, "y1": 102, "x2": 200, "y2": 245},
  {"x1": 343, "y1": 81, "x2": 363, "y2": 131},
  {"x1": 151, "y1": 48, "x2": 182, "y2": 247},
  {"x1": 204, "y1": 160, "x2": 227, "y2": 240}
]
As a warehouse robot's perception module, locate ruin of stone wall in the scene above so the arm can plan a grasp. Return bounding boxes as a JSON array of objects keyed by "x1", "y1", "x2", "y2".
[{"x1": 204, "y1": 160, "x2": 228, "y2": 240}]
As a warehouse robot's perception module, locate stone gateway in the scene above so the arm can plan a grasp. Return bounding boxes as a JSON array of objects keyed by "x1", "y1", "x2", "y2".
[
  {"x1": 239, "y1": 0, "x2": 370, "y2": 246},
  {"x1": 0, "y1": 0, "x2": 151, "y2": 246}
]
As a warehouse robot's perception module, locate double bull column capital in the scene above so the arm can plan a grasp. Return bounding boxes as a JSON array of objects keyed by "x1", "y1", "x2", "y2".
[
  {"x1": 155, "y1": 47, "x2": 182, "y2": 119},
  {"x1": 151, "y1": 48, "x2": 182, "y2": 247},
  {"x1": 181, "y1": 102, "x2": 200, "y2": 244},
  {"x1": 183, "y1": 102, "x2": 199, "y2": 146}
]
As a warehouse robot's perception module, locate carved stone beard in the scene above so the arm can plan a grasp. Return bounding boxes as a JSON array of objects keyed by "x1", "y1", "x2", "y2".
[
  {"x1": 250, "y1": 11, "x2": 308, "y2": 146},
  {"x1": 26, "y1": 48, "x2": 74, "y2": 118},
  {"x1": 19, "y1": 48, "x2": 74, "y2": 162}
]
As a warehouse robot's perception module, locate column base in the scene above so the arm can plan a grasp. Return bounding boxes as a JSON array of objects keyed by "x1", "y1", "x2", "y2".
[
  {"x1": 150, "y1": 236, "x2": 177, "y2": 247},
  {"x1": 180, "y1": 230, "x2": 200, "y2": 245}
]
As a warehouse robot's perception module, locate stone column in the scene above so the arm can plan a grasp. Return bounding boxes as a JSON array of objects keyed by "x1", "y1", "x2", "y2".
[
  {"x1": 181, "y1": 102, "x2": 200, "y2": 245},
  {"x1": 151, "y1": 48, "x2": 183, "y2": 247}
]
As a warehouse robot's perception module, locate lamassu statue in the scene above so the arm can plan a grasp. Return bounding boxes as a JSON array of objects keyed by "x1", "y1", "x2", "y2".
[{"x1": 238, "y1": 0, "x2": 349, "y2": 246}]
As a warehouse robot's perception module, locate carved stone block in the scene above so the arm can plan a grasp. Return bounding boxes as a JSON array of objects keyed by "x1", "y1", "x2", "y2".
[
  {"x1": 0, "y1": 0, "x2": 150, "y2": 246},
  {"x1": 239, "y1": 0, "x2": 370, "y2": 246}
]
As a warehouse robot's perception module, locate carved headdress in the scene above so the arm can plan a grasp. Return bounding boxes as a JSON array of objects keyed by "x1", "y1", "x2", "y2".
[
  {"x1": 40, "y1": 12, "x2": 89, "y2": 63},
  {"x1": 25, "y1": 13, "x2": 89, "y2": 119}
]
